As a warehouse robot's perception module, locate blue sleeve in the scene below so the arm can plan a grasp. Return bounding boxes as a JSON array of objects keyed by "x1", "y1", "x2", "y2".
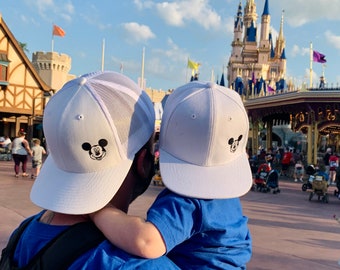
[
  {"x1": 70, "y1": 241, "x2": 180, "y2": 269},
  {"x1": 146, "y1": 189, "x2": 200, "y2": 252}
]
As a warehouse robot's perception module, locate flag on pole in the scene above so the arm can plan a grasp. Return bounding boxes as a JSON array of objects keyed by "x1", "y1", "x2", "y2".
[
  {"x1": 53, "y1": 25, "x2": 66, "y2": 37},
  {"x1": 251, "y1": 71, "x2": 256, "y2": 84},
  {"x1": 313, "y1": 50, "x2": 326, "y2": 63},
  {"x1": 267, "y1": 85, "x2": 275, "y2": 93},
  {"x1": 187, "y1": 58, "x2": 200, "y2": 70}
]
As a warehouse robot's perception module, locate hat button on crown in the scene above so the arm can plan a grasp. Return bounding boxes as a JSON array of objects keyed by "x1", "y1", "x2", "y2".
[
  {"x1": 78, "y1": 77, "x2": 87, "y2": 86},
  {"x1": 206, "y1": 82, "x2": 216, "y2": 89}
]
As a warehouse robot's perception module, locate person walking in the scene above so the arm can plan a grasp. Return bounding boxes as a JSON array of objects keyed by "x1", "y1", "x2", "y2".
[
  {"x1": 11, "y1": 129, "x2": 32, "y2": 178},
  {"x1": 30, "y1": 138, "x2": 47, "y2": 179},
  {"x1": 329, "y1": 152, "x2": 339, "y2": 185},
  {"x1": 323, "y1": 147, "x2": 332, "y2": 179},
  {"x1": 281, "y1": 148, "x2": 293, "y2": 177}
]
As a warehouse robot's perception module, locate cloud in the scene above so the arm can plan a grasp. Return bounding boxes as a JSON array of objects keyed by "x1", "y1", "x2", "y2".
[
  {"x1": 23, "y1": 0, "x2": 74, "y2": 22},
  {"x1": 276, "y1": 0, "x2": 340, "y2": 27},
  {"x1": 290, "y1": 45, "x2": 300, "y2": 57},
  {"x1": 121, "y1": 22, "x2": 156, "y2": 44},
  {"x1": 133, "y1": 0, "x2": 154, "y2": 10},
  {"x1": 80, "y1": 5, "x2": 113, "y2": 31},
  {"x1": 325, "y1": 30, "x2": 340, "y2": 50},
  {"x1": 289, "y1": 44, "x2": 310, "y2": 58},
  {"x1": 155, "y1": 0, "x2": 221, "y2": 30}
]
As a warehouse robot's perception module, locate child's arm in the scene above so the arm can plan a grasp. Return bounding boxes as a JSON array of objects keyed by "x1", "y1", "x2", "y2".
[
  {"x1": 91, "y1": 206, "x2": 166, "y2": 258},
  {"x1": 23, "y1": 139, "x2": 32, "y2": 156}
]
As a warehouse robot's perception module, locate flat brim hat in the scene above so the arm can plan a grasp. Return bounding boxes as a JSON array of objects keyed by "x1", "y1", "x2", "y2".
[
  {"x1": 159, "y1": 81, "x2": 252, "y2": 199},
  {"x1": 30, "y1": 71, "x2": 155, "y2": 214}
]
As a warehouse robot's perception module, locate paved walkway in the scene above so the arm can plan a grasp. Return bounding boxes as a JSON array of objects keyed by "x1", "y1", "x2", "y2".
[{"x1": 1, "y1": 160, "x2": 340, "y2": 269}]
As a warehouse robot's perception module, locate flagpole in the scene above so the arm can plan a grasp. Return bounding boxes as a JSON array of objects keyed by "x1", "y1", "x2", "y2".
[
  {"x1": 120, "y1": 62, "x2": 124, "y2": 74},
  {"x1": 186, "y1": 57, "x2": 189, "y2": 83},
  {"x1": 101, "y1": 38, "x2": 105, "y2": 71},
  {"x1": 210, "y1": 68, "x2": 214, "y2": 82},
  {"x1": 140, "y1": 47, "x2": 145, "y2": 89},
  {"x1": 309, "y1": 42, "x2": 313, "y2": 88},
  {"x1": 51, "y1": 24, "x2": 54, "y2": 52}
]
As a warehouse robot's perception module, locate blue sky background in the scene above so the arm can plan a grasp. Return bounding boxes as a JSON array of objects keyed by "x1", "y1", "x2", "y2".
[{"x1": 1, "y1": 0, "x2": 340, "y2": 90}]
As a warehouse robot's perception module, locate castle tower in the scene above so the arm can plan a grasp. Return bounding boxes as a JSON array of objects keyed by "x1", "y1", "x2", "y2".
[
  {"x1": 243, "y1": 0, "x2": 257, "y2": 31},
  {"x1": 227, "y1": 0, "x2": 287, "y2": 94},
  {"x1": 32, "y1": 51, "x2": 72, "y2": 91},
  {"x1": 260, "y1": 0, "x2": 270, "y2": 43},
  {"x1": 228, "y1": 1, "x2": 244, "y2": 84},
  {"x1": 274, "y1": 11, "x2": 286, "y2": 61},
  {"x1": 230, "y1": 1, "x2": 244, "y2": 61}
]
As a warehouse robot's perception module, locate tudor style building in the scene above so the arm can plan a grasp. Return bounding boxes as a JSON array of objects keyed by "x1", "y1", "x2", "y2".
[{"x1": 0, "y1": 15, "x2": 56, "y2": 140}]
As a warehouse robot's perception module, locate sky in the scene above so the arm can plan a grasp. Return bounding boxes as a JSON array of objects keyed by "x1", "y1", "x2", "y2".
[{"x1": 2, "y1": 0, "x2": 340, "y2": 91}]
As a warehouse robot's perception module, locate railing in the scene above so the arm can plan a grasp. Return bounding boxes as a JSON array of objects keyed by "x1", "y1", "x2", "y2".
[{"x1": 243, "y1": 83, "x2": 340, "y2": 100}]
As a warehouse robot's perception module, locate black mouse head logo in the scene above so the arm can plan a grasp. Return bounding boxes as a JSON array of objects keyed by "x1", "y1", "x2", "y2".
[
  {"x1": 228, "y1": 135, "x2": 243, "y2": 153},
  {"x1": 82, "y1": 139, "x2": 108, "y2": 160}
]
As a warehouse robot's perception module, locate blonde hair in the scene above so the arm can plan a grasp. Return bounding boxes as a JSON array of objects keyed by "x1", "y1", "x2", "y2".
[{"x1": 32, "y1": 138, "x2": 41, "y2": 145}]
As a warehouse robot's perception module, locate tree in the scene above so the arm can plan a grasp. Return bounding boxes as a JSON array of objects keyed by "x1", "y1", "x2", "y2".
[{"x1": 19, "y1": 42, "x2": 29, "y2": 54}]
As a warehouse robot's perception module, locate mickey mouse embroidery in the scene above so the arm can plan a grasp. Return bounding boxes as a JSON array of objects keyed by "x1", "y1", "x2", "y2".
[
  {"x1": 228, "y1": 135, "x2": 243, "y2": 153},
  {"x1": 82, "y1": 139, "x2": 108, "y2": 160}
]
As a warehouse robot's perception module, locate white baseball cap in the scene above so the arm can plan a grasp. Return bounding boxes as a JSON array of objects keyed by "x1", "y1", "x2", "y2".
[
  {"x1": 159, "y1": 81, "x2": 252, "y2": 199},
  {"x1": 30, "y1": 71, "x2": 155, "y2": 214}
]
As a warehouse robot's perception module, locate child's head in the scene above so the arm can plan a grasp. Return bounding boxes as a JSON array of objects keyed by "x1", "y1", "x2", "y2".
[
  {"x1": 159, "y1": 81, "x2": 252, "y2": 199},
  {"x1": 32, "y1": 138, "x2": 41, "y2": 145}
]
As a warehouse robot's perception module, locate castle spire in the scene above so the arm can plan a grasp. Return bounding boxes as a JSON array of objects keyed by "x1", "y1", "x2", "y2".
[
  {"x1": 234, "y1": 0, "x2": 243, "y2": 30},
  {"x1": 244, "y1": 0, "x2": 257, "y2": 29},
  {"x1": 230, "y1": 0, "x2": 243, "y2": 63},
  {"x1": 278, "y1": 10, "x2": 284, "y2": 41},
  {"x1": 260, "y1": 0, "x2": 270, "y2": 42},
  {"x1": 262, "y1": 0, "x2": 269, "y2": 16}
]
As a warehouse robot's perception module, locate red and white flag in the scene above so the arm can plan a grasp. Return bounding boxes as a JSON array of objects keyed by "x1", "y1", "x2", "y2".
[{"x1": 53, "y1": 25, "x2": 66, "y2": 37}]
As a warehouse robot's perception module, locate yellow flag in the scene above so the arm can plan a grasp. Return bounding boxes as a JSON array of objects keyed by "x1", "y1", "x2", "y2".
[{"x1": 187, "y1": 58, "x2": 200, "y2": 70}]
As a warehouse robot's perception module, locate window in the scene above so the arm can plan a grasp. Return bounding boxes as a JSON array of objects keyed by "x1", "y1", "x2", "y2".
[{"x1": 0, "y1": 53, "x2": 10, "y2": 86}]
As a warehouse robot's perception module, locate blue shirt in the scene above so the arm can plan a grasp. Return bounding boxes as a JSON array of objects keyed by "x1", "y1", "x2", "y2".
[
  {"x1": 13, "y1": 211, "x2": 180, "y2": 269},
  {"x1": 146, "y1": 189, "x2": 252, "y2": 269}
]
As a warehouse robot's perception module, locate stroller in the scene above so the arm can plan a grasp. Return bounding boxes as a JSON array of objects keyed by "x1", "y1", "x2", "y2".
[
  {"x1": 266, "y1": 170, "x2": 280, "y2": 194},
  {"x1": 302, "y1": 165, "x2": 315, "y2": 192},
  {"x1": 252, "y1": 163, "x2": 280, "y2": 194},
  {"x1": 308, "y1": 173, "x2": 329, "y2": 203}
]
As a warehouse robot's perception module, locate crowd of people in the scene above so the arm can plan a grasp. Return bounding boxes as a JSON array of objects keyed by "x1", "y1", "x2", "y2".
[
  {"x1": 250, "y1": 144, "x2": 340, "y2": 190},
  {"x1": 1, "y1": 131, "x2": 47, "y2": 179}
]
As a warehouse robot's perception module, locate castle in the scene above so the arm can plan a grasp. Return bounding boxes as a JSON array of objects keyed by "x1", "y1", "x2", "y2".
[{"x1": 227, "y1": 0, "x2": 287, "y2": 96}]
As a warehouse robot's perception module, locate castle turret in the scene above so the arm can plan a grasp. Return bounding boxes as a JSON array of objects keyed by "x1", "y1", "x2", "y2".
[
  {"x1": 258, "y1": 0, "x2": 271, "y2": 74},
  {"x1": 274, "y1": 10, "x2": 286, "y2": 59},
  {"x1": 32, "y1": 51, "x2": 73, "y2": 91},
  {"x1": 230, "y1": 1, "x2": 243, "y2": 60},
  {"x1": 260, "y1": 0, "x2": 270, "y2": 46},
  {"x1": 243, "y1": 0, "x2": 258, "y2": 29}
]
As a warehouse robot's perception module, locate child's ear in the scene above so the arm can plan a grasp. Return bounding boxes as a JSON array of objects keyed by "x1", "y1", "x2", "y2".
[
  {"x1": 130, "y1": 149, "x2": 155, "y2": 203},
  {"x1": 136, "y1": 149, "x2": 154, "y2": 179}
]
